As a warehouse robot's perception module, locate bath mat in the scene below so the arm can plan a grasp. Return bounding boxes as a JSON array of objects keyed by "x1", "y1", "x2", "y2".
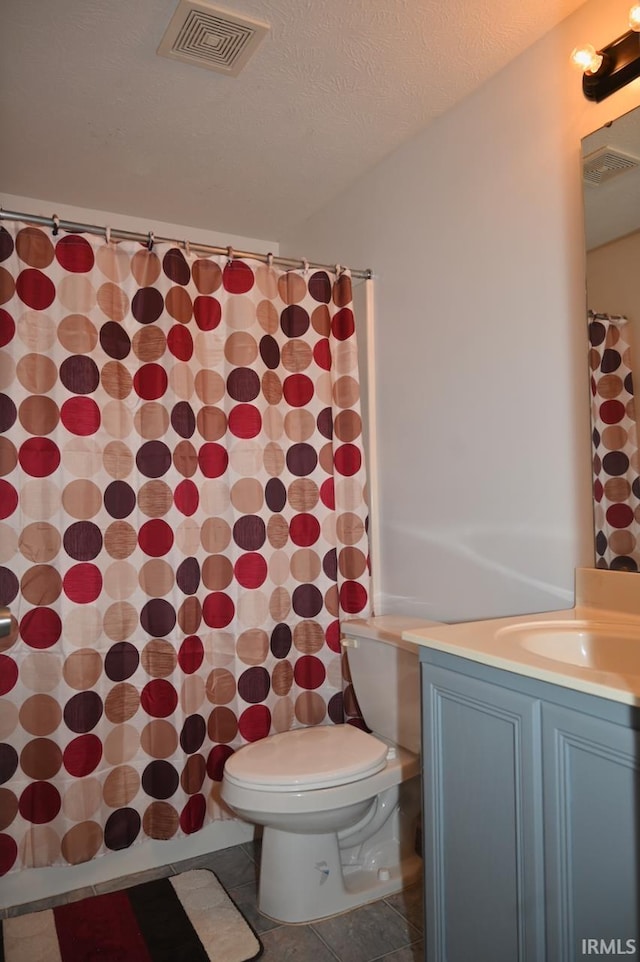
[{"x1": 0, "y1": 869, "x2": 262, "y2": 962}]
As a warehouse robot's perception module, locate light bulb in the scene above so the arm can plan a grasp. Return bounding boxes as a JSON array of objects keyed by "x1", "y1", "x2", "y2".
[
  {"x1": 571, "y1": 44, "x2": 604, "y2": 73},
  {"x1": 630, "y1": 4, "x2": 640, "y2": 30}
]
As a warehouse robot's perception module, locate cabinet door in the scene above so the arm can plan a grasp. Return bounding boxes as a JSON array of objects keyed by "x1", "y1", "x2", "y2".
[
  {"x1": 421, "y1": 663, "x2": 545, "y2": 962},
  {"x1": 543, "y1": 703, "x2": 640, "y2": 958}
]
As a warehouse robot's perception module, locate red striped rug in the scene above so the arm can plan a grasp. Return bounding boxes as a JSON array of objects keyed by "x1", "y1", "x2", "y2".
[{"x1": 1, "y1": 869, "x2": 262, "y2": 962}]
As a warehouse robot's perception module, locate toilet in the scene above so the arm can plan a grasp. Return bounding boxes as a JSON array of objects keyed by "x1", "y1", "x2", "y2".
[{"x1": 220, "y1": 615, "x2": 438, "y2": 923}]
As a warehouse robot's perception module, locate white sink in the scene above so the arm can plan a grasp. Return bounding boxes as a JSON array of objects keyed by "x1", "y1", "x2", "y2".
[{"x1": 496, "y1": 621, "x2": 640, "y2": 673}]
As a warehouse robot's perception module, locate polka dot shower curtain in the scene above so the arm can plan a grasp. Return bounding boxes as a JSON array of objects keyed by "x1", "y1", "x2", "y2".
[
  {"x1": 0, "y1": 221, "x2": 370, "y2": 875},
  {"x1": 588, "y1": 311, "x2": 640, "y2": 570}
]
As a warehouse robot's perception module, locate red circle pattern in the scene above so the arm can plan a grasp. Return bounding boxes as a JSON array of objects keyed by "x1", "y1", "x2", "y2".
[
  {"x1": 0, "y1": 224, "x2": 369, "y2": 875},
  {"x1": 588, "y1": 315, "x2": 640, "y2": 571}
]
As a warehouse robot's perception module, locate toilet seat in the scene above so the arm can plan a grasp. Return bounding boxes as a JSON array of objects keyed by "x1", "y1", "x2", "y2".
[{"x1": 223, "y1": 724, "x2": 389, "y2": 792}]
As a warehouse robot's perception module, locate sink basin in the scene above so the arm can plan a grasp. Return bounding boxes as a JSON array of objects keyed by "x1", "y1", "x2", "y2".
[{"x1": 496, "y1": 621, "x2": 640, "y2": 674}]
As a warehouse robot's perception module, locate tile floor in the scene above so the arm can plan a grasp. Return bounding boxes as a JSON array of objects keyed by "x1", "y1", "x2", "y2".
[{"x1": 2, "y1": 840, "x2": 424, "y2": 962}]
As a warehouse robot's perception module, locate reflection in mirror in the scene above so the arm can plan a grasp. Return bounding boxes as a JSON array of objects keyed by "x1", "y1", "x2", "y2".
[{"x1": 583, "y1": 106, "x2": 640, "y2": 571}]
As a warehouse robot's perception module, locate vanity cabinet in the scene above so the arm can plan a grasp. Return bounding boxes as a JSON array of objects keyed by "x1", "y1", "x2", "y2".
[{"x1": 420, "y1": 650, "x2": 640, "y2": 962}]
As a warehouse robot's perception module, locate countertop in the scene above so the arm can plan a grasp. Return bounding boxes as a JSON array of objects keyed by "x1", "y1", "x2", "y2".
[{"x1": 403, "y1": 604, "x2": 640, "y2": 706}]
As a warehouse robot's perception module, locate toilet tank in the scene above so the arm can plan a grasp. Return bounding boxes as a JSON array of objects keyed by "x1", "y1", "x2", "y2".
[{"x1": 340, "y1": 615, "x2": 440, "y2": 756}]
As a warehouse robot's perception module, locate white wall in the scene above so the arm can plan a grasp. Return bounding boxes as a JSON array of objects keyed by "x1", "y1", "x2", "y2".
[
  {"x1": 0, "y1": 193, "x2": 278, "y2": 257},
  {"x1": 587, "y1": 229, "x2": 640, "y2": 325},
  {"x1": 282, "y1": 0, "x2": 640, "y2": 622}
]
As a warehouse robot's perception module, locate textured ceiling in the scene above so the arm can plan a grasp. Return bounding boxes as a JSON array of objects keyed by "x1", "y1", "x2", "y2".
[{"x1": 1, "y1": 0, "x2": 588, "y2": 242}]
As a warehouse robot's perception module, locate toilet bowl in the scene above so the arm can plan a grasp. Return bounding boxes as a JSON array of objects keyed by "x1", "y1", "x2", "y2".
[{"x1": 220, "y1": 615, "x2": 438, "y2": 924}]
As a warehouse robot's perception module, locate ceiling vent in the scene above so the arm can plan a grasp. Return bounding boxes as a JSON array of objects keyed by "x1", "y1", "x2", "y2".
[
  {"x1": 157, "y1": 0, "x2": 270, "y2": 76},
  {"x1": 583, "y1": 146, "x2": 640, "y2": 186}
]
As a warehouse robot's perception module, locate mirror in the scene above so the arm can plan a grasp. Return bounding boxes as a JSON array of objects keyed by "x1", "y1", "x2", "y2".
[{"x1": 583, "y1": 105, "x2": 640, "y2": 571}]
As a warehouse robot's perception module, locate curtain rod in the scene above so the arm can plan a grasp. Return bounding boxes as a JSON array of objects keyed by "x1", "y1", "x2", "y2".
[{"x1": 0, "y1": 208, "x2": 373, "y2": 280}]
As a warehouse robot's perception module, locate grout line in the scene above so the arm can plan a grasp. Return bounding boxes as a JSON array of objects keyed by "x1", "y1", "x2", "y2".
[
  {"x1": 307, "y1": 924, "x2": 343, "y2": 962},
  {"x1": 369, "y1": 934, "x2": 424, "y2": 962},
  {"x1": 381, "y1": 894, "x2": 421, "y2": 933}
]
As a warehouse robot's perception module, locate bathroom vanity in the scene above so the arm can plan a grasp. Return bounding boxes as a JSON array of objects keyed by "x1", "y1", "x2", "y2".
[{"x1": 404, "y1": 569, "x2": 640, "y2": 962}]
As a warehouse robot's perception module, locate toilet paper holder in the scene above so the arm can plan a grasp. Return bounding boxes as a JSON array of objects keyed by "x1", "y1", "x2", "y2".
[{"x1": 0, "y1": 606, "x2": 11, "y2": 638}]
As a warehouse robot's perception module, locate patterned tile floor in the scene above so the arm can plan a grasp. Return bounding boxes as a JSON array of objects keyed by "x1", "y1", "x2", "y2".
[{"x1": 3, "y1": 840, "x2": 424, "y2": 962}]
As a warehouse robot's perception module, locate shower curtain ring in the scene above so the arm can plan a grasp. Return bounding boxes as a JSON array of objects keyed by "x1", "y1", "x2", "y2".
[
  {"x1": 185, "y1": 239, "x2": 191, "y2": 257},
  {"x1": 267, "y1": 252, "x2": 274, "y2": 267},
  {"x1": 147, "y1": 231, "x2": 154, "y2": 252},
  {"x1": 302, "y1": 258, "x2": 309, "y2": 274},
  {"x1": 227, "y1": 246, "x2": 234, "y2": 266},
  {"x1": 335, "y1": 263, "x2": 343, "y2": 277},
  {"x1": 52, "y1": 214, "x2": 60, "y2": 236},
  {"x1": 105, "y1": 225, "x2": 111, "y2": 245}
]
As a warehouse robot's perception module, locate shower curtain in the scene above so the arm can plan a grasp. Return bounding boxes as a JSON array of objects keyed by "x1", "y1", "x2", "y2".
[
  {"x1": 588, "y1": 311, "x2": 640, "y2": 571},
  {"x1": 0, "y1": 221, "x2": 370, "y2": 875}
]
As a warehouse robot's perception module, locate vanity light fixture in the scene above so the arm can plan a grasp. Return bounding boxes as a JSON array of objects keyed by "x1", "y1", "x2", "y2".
[
  {"x1": 571, "y1": 44, "x2": 604, "y2": 74},
  {"x1": 572, "y1": 6, "x2": 640, "y2": 102}
]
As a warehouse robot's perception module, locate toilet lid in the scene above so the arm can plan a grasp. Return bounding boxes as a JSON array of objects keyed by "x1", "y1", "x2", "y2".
[{"x1": 223, "y1": 725, "x2": 389, "y2": 791}]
